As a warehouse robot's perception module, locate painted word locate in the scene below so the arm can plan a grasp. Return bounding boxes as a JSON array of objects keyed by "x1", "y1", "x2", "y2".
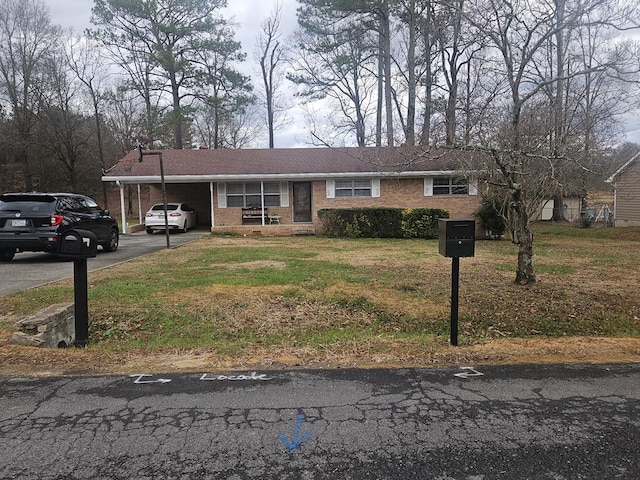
[
  {"x1": 279, "y1": 413, "x2": 312, "y2": 451},
  {"x1": 200, "y1": 372, "x2": 272, "y2": 382},
  {"x1": 130, "y1": 374, "x2": 172, "y2": 384},
  {"x1": 454, "y1": 367, "x2": 484, "y2": 379}
]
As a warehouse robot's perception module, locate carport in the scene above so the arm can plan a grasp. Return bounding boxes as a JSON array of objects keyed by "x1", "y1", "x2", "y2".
[{"x1": 107, "y1": 178, "x2": 214, "y2": 235}]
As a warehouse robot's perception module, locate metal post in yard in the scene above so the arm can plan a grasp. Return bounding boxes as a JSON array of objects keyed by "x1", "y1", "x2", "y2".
[
  {"x1": 138, "y1": 146, "x2": 171, "y2": 249},
  {"x1": 450, "y1": 256, "x2": 460, "y2": 346},
  {"x1": 73, "y1": 258, "x2": 89, "y2": 347},
  {"x1": 158, "y1": 152, "x2": 170, "y2": 249}
]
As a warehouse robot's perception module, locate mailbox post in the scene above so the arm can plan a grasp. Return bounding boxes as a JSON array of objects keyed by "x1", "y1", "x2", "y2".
[
  {"x1": 58, "y1": 229, "x2": 98, "y2": 347},
  {"x1": 438, "y1": 219, "x2": 475, "y2": 346}
]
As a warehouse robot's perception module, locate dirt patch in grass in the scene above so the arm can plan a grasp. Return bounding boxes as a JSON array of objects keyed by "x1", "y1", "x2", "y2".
[{"x1": 212, "y1": 260, "x2": 287, "y2": 270}]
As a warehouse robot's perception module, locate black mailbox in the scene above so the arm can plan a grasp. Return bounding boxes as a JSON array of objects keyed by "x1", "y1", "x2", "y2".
[
  {"x1": 438, "y1": 219, "x2": 475, "y2": 258},
  {"x1": 59, "y1": 229, "x2": 98, "y2": 258}
]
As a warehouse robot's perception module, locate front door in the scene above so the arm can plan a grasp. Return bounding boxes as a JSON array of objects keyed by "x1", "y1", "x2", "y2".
[{"x1": 292, "y1": 182, "x2": 312, "y2": 223}]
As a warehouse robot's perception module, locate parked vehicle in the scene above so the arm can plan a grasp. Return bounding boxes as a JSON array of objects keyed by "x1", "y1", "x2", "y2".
[
  {"x1": 145, "y1": 203, "x2": 197, "y2": 233},
  {"x1": 0, "y1": 193, "x2": 119, "y2": 261}
]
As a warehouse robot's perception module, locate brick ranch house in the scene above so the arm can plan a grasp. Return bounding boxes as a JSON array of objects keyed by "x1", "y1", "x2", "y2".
[
  {"x1": 101, "y1": 146, "x2": 485, "y2": 236},
  {"x1": 607, "y1": 150, "x2": 640, "y2": 227}
]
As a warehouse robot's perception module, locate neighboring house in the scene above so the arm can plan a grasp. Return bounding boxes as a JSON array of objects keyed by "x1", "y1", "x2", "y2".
[
  {"x1": 538, "y1": 195, "x2": 585, "y2": 222},
  {"x1": 101, "y1": 146, "x2": 484, "y2": 235},
  {"x1": 606, "y1": 151, "x2": 640, "y2": 227}
]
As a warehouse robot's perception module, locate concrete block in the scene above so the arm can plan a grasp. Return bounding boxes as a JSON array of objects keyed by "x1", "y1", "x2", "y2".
[{"x1": 11, "y1": 303, "x2": 75, "y2": 348}]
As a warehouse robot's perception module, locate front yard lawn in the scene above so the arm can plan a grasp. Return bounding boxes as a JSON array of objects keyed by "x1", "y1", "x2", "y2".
[{"x1": 1, "y1": 224, "x2": 639, "y2": 375}]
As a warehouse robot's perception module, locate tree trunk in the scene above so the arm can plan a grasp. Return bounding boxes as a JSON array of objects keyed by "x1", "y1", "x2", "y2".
[
  {"x1": 420, "y1": 4, "x2": 432, "y2": 145},
  {"x1": 513, "y1": 188, "x2": 536, "y2": 285},
  {"x1": 405, "y1": 0, "x2": 417, "y2": 146},
  {"x1": 353, "y1": 70, "x2": 366, "y2": 146},
  {"x1": 376, "y1": 31, "x2": 383, "y2": 147},
  {"x1": 444, "y1": 0, "x2": 462, "y2": 146},
  {"x1": 551, "y1": 194, "x2": 565, "y2": 222},
  {"x1": 93, "y1": 98, "x2": 108, "y2": 208},
  {"x1": 169, "y1": 70, "x2": 183, "y2": 149},
  {"x1": 553, "y1": 0, "x2": 566, "y2": 158},
  {"x1": 382, "y1": 0, "x2": 394, "y2": 146}
]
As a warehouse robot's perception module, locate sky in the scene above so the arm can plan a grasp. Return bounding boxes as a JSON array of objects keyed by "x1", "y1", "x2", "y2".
[
  {"x1": 43, "y1": 0, "x2": 299, "y2": 48},
  {"x1": 42, "y1": 0, "x2": 640, "y2": 148}
]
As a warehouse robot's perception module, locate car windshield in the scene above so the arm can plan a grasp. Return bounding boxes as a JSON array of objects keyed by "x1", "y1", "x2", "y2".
[
  {"x1": 151, "y1": 204, "x2": 179, "y2": 211},
  {"x1": 0, "y1": 198, "x2": 56, "y2": 214}
]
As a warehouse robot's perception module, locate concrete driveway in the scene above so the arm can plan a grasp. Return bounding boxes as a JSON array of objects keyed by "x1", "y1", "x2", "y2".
[{"x1": 0, "y1": 229, "x2": 208, "y2": 298}]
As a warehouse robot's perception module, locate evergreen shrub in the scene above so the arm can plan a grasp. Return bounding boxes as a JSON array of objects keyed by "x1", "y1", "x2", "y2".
[{"x1": 318, "y1": 207, "x2": 449, "y2": 239}]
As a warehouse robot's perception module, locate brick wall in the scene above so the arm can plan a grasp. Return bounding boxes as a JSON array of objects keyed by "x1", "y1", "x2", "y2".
[{"x1": 105, "y1": 177, "x2": 482, "y2": 235}]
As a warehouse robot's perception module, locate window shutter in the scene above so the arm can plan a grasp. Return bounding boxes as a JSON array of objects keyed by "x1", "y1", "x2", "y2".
[
  {"x1": 371, "y1": 178, "x2": 380, "y2": 198},
  {"x1": 469, "y1": 178, "x2": 478, "y2": 196},
  {"x1": 217, "y1": 182, "x2": 227, "y2": 208},
  {"x1": 424, "y1": 177, "x2": 433, "y2": 196},
  {"x1": 326, "y1": 179, "x2": 335, "y2": 199},
  {"x1": 280, "y1": 182, "x2": 289, "y2": 207}
]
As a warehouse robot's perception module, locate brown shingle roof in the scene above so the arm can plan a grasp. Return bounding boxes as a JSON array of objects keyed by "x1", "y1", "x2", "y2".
[{"x1": 103, "y1": 146, "x2": 476, "y2": 181}]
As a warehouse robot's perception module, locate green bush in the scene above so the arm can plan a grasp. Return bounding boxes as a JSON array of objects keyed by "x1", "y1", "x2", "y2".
[
  {"x1": 473, "y1": 199, "x2": 506, "y2": 238},
  {"x1": 401, "y1": 208, "x2": 449, "y2": 239},
  {"x1": 318, "y1": 208, "x2": 449, "y2": 239}
]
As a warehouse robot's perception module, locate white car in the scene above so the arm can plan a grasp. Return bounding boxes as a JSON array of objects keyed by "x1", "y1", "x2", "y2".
[{"x1": 145, "y1": 203, "x2": 197, "y2": 233}]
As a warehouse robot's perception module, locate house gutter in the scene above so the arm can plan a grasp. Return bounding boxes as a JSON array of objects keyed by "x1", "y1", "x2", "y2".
[{"x1": 101, "y1": 170, "x2": 467, "y2": 184}]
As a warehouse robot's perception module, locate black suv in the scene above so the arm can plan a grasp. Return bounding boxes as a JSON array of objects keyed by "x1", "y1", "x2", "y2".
[{"x1": 0, "y1": 193, "x2": 119, "y2": 261}]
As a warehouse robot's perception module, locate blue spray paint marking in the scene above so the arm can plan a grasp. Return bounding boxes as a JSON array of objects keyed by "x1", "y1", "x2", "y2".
[{"x1": 279, "y1": 413, "x2": 312, "y2": 451}]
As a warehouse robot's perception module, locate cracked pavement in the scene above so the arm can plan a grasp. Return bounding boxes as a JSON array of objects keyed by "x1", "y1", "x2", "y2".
[{"x1": 1, "y1": 364, "x2": 639, "y2": 479}]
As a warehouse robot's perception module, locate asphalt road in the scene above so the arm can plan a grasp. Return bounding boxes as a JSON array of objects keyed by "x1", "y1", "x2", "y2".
[
  {"x1": 1, "y1": 364, "x2": 639, "y2": 479},
  {"x1": 0, "y1": 229, "x2": 207, "y2": 297}
]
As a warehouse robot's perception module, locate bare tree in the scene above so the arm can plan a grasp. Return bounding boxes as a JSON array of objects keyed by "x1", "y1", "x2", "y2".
[
  {"x1": 0, "y1": 0, "x2": 61, "y2": 190},
  {"x1": 102, "y1": 85, "x2": 144, "y2": 156},
  {"x1": 393, "y1": 0, "x2": 431, "y2": 146},
  {"x1": 290, "y1": 7, "x2": 378, "y2": 146},
  {"x1": 38, "y1": 45, "x2": 102, "y2": 193},
  {"x1": 464, "y1": 0, "x2": 639, "y2": 284},
  {"x1": 66, "y1": 36, "x2": 114, "y2": 204},
  {"x1": 256, "y1": 2, "x2": 291, "y2": 148}
]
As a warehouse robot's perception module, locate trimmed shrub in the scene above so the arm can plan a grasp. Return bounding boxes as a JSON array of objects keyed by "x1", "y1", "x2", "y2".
[
  {"x1": 318, "y1": 208, "x2": 449, "y2": 239},
  {"x1": 401, "y1": 208, "x2": 449, "y2": 239},
  {"x1": 473, "y1": 199, "x2": 506, "y2": 238}
]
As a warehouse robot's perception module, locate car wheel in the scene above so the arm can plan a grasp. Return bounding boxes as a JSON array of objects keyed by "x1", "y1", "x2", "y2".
[
  {"x1": 103, "y1": 228, "x2": 119, "y2": 252},
  {"x1": 0, "y1": 249, "x2": 16, "y2": 262},
  {"x1": 146, "y1": 228, "x2": 153, "y2": 234}
]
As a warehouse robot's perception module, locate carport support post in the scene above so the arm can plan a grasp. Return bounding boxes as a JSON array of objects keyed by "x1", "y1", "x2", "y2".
[
  {"x1": 450, "y1": 257, "x2": 460, "y2": 347},
  {"x1": 73, "y1": 258, "x2": 89, "y2": 347}
]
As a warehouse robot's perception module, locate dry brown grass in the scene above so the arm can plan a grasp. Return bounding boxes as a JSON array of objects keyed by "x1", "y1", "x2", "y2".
[{"x1": 1, "y1": 337, "x2": 638, "y2": 377}]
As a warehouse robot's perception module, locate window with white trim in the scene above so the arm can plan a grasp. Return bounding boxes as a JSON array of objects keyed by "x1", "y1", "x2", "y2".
[
  {"x1": 226, "y1": 182, "x2": 281, "y2": 207},
  {"x1": 433, "y1": 177, "x2": 469, "y2": 195},
  {"x1": 334, "y1": 179, "x2": 372, "y2": 197}
]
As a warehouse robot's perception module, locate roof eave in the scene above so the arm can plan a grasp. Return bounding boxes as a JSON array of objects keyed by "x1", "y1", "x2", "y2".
[
  {"x1": 102, "y1": 170, "x2": 471, "y2": 184},
  {"x1": 606, "y1": 151, "x2": 640, "y2": 183}
]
